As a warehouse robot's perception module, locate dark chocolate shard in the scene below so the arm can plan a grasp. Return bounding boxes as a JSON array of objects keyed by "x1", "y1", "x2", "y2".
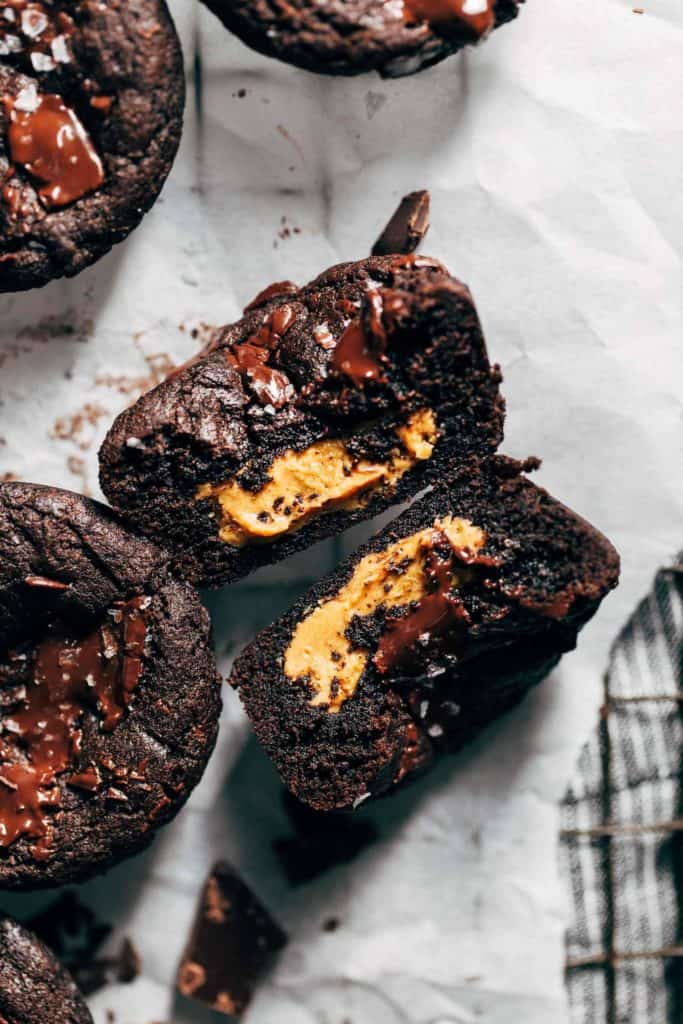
[
  {"x1": 177, "y1": 862, "x2": 287, "y2": 1017},
  {"x1": 372, "y1": 190, "x2": 431, "y2": 257}
]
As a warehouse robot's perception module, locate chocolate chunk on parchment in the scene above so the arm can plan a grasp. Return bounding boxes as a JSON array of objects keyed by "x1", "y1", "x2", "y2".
[
  {"x1": 372, "y1": 191, "x2": 431, "y2": 257},
  {"x1": 177, "y1": 862, "x2": 287, "y2": 1017}
]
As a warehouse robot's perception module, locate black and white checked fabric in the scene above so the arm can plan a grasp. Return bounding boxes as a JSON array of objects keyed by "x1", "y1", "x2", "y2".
[{"x1": 561, "y1": 560, "x2": 683, "y2": 1023}]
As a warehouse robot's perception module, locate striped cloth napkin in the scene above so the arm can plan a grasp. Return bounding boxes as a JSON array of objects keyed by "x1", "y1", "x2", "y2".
[{"x1": 560, "y1": 558, "x2": 683, "y2": 1023}]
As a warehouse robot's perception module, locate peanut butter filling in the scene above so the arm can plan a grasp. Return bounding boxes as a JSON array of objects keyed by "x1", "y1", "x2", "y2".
[
  {"x1": 284, "y1": 517, "x2": 486, "y2": 712},
  {"x1": 196, "y1": 409, "x2": 438, "y2": 547}
]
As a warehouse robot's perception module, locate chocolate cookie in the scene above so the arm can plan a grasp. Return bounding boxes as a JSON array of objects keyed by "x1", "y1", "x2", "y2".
[
  {"x1": 230, "y1": 458, "x2": 620, "y2": 811},
  {"x1": 0, "y1": 915, "x2": 92, "y2": 1024},
  {"x1": 99, "y1": 255, "x2": 505, "y2": 588},
  {"x1": 201, "y1": 0, "x2": 523, "y2": 78},
  {"x1": 0, "y1": 0, "x2": 184, "y2": 292},
  {"x1": 0, "y1": 482, "x2": 221, "y2": 890}
]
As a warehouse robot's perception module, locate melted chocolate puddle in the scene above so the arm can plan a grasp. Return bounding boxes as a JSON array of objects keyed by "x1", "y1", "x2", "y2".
[{"x1": 0, "y1": 597, "x2": 149, "y2": 858}]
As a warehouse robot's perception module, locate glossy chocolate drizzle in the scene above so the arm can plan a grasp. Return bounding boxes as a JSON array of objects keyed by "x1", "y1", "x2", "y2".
[
  {"x1": 402, "y1": 0, "x2": 496, "y2": 37},
  {"x1": 0, "y1": 596, "x2": 148, "y2": 858}
]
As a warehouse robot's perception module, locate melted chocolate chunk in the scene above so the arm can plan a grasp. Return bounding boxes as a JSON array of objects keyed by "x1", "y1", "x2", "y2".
[
  {"x1": 226, "y1": 304, "x2": 297, "y2": 408},
  {"x1": 5, "y1": 88, "x2": 104, "y2": 209},
  {"x1": 177, "y1": 862, "x2": 287, "y2": 1016},
  {"x1": 331, "y1": 288, "x2": 388, "y2": 386},
  {"x1": 374, "y1": 529, "x2": 471, "y2": 675},
  {"x1": 402, "y1": 0, "x2": 496, "y2": 36},
  {"x1": 372, "y1": 190, "x2": 431, "y2": 257},
  {"x1": 0, "y1": 4, "x2": 103, "y2": 211},
  {"x1": 0, "y1": 597, "x2": 149, "y2": 858}
]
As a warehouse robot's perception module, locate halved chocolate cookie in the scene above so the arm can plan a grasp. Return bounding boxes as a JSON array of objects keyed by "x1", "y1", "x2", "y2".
[
  {"x1": 0, "y1": 0, "x2": 184, "y2": 292},
  {"x1": 230, "y1": 458, "x2": 620, "y2": 811},
  {"x1": 0, "y1": 916, "x2": 92, "y2": 1024},
  {"x1": 0, "y1": 482, "x2": 221, "y2": 890},
  {"x1": 201, "y1": 0, "x2": 524, "y2": 78},
  {"x1": 99, "y1": 255, "x2": 505, "y2": 588}
]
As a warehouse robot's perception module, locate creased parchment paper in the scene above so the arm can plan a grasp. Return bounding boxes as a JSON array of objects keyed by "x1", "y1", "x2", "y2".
[{"x1": 1, "y1": 1, "x2": 682, "y2": 1021}]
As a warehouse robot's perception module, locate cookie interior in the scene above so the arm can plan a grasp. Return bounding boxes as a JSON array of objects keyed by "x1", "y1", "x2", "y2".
[
  {"x1": 232, "y1": 459, "x2": 619, "y2": 810},
  {"x1": 100, "y1": 255, "x2": 504, "y2": 587}
]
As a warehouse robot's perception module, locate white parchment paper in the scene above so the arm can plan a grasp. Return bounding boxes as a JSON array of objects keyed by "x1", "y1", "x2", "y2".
[{"x1": 1, "y1": 1, "x2": 682, "y2": 1021}]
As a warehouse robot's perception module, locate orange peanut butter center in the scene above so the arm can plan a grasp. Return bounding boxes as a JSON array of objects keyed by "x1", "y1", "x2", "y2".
[
  {"x1": 284, "y1": 516, "x2": 486, "y2": 712},
  {"x1": 196, "y1": 409, "x2": 438, "y2": 547}
]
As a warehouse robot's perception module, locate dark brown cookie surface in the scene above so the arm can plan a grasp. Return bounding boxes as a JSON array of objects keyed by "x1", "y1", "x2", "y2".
[
  {"x1": 201, "y1": 0, "x2": 523, "y2": 78},
  {"x1": 0, "y1": 482, "x2": 221, "y2": 890},
  {"x1": 99, "y1": 254, "x2": 504, "y2": 588},
  {"x1": 0, "y1": 0, "x2": 184, "y2": 292},
  {"x1": 0, "y1": 916, "x2": 92, "y2": 1024},
  {"x1": 231, "y1": 457, "x2": 620, "y2": 811}
]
